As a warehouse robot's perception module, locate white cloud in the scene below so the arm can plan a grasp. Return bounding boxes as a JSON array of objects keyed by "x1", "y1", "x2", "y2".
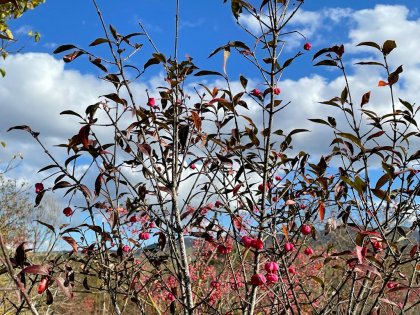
[
  {"x1": 347, "y1": 5, "x2": 420, "y2": 67},
  {"x1": 239, "y1": 7, "x2": 353, "y2": 50},
  {"x1": 1, "y1": 4, "x2": 420, "y2": 210}
]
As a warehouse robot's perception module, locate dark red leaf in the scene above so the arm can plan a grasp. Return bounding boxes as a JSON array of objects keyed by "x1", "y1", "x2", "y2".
[
  {"x1": 356, "y1": 246, "x2": 367, "y2": 264},
  {"x1": 410, "y1": 245, "x2": 418, "y2": 258},
  {"x1": 63, "y1": 50, "x2": 84, "y2": 63},
  {"x1": 14, "y1": 242, "x2": 26, "y2": 268},
  {"x1": 361, "y1": 91, "x2": 371, "y2": 107},
  {"x1": 55, "y1": 277, "x2": 74, "y2": 299},
  {"x1": 62, "y1": 236, "x2": 78, "y2": 253},
  {"x1": 233, "y1": 183, "x2": 242, "y2": 196},
  {"x1": 53, "y1": 181, "x2": 72, "y2": 190},
  {"x1": 79, "y1": 184, "x2": 92, "y2": 200},
  {"x1": 78, "y1": 125, "x2": 90, "y2": 149},
  {"x1": 94, "y1": 174, "x2": 103, "y2": 196},
  {"x1": 137, "y1": 143, "x2": 151, "y2": 156},
  {"x1": 22, "y1": 264, "x2": 50, "y2": 276}
]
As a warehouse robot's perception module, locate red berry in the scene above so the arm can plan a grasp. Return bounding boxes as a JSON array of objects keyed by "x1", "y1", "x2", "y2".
[
  {"x1": 250, "y1": 273, "x2": 266, "y2": 286},
  {"x1": 139, "y1": 232, "x2": 150, "y2": 240},
  {"x1": 264, "y1": 261, "x2": 279, "y2": 273},
  {"x1": 300, "y1": 224, "x2": 312, "y2": 236},
  {"x1": 35, "y1": 182, "x2": 44, "y2": 194},
  {"x1": 284, "y1": 242, "x2": 294, "y2": 252},
  {"x1": 129, "y1": 216, "x2": 138, "y2": 223},
  {"x1": 266, "y1": 273, "x2": 279, "y2": 283},
  {"x1": 258, "y1": 182, "x2": 271, "y2": 192},
  {"x1": 300, "y1": 204, "x2": 306, "y2": 209},
  {"x1": 149, "y1": 222, "x2": 155, "y2": 228},
  {"x1": 204, "y1": 234, "x2": 214, "y2": 243},
  {"x1": 304, "y1": 247, "x2": 314, "y2": 256},
  {"x1": 122, "y1": 245, "x2": 130, "y2": 253},
  {"x1": 63, "y1": 207, "x2": 73, "y2": 217},
  {"x1": 387, "y1": 282, "x2": 397, "y2": 289},
  {"x1": 210, "y1": 280, "x2": 221, "y2": 289},
  {"x1": 288, "y1": 266, "x2": 296, "y2": 274},
  {"x1": 241, "y1": 236, "x2": 253, "y2": 248},
  {"x1": 147, "y1": 97, "x2": 156, "y2": 107},
  {"x1": 275, "y1": 175, "x2": 282, "y2": 181},
  {"x1": 273, "y1": 87, "x2": 281, "y2": 95},
  {"x1": 38, "y1": 278, "x2": 48, "y2": 294},
  {"x1": 251, "y1": 238, "x2": 264, "y2": 250},
  {"x1": 215, "y1": 200, "x2": 223, "y2": 208},
  {"x1": 372, "y1": 240, "x2": 383, "y2": 251},
  {"x1": 190, "y1": 163, "x2": 196, "y2": 170},
  {"x1": 251, "y1": 89, "x2": 262, "y2": 97},
  {"x1": 217, "y1": 244, "x2": 231, "y2": 255},
  {"x1": 304, "y1": 42, "x2": 312, "y2": 51},
  {"x1": 167, "y1": 292, "x2": 175, "y2": 301}
]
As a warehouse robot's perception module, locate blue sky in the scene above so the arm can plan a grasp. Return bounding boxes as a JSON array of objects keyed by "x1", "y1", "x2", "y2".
[
  {"x1": 2, "y1": 0, "x2": 420, "y2": 179},
  {"x1": 1, "y1": 1, "x2": 420, "y2": 239},
  {"x1": 10, "y1": 0, "x2": 419, "y2": 80}
]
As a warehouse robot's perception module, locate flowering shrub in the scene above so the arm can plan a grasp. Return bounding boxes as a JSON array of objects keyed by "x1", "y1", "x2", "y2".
[{"x1": 1, "y1": 0, "x2": 420, "y2": 314}]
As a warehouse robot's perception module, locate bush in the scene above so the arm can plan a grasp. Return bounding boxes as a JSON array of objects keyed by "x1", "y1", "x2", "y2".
[{"x1": 2, "y1": 1, "x2": 420, "y2": 314}]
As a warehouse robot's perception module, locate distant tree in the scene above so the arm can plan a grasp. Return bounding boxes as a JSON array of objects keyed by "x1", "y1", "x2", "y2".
[
  {"x1": 30, "y1": 194, "x2": 61, "y2": 253},
  {"x1": 0, "y1": 0, "x2": 44, "y2": 76},
  {"x1": 0, "y1": 175, "x2": 32, "y2": 247}
]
